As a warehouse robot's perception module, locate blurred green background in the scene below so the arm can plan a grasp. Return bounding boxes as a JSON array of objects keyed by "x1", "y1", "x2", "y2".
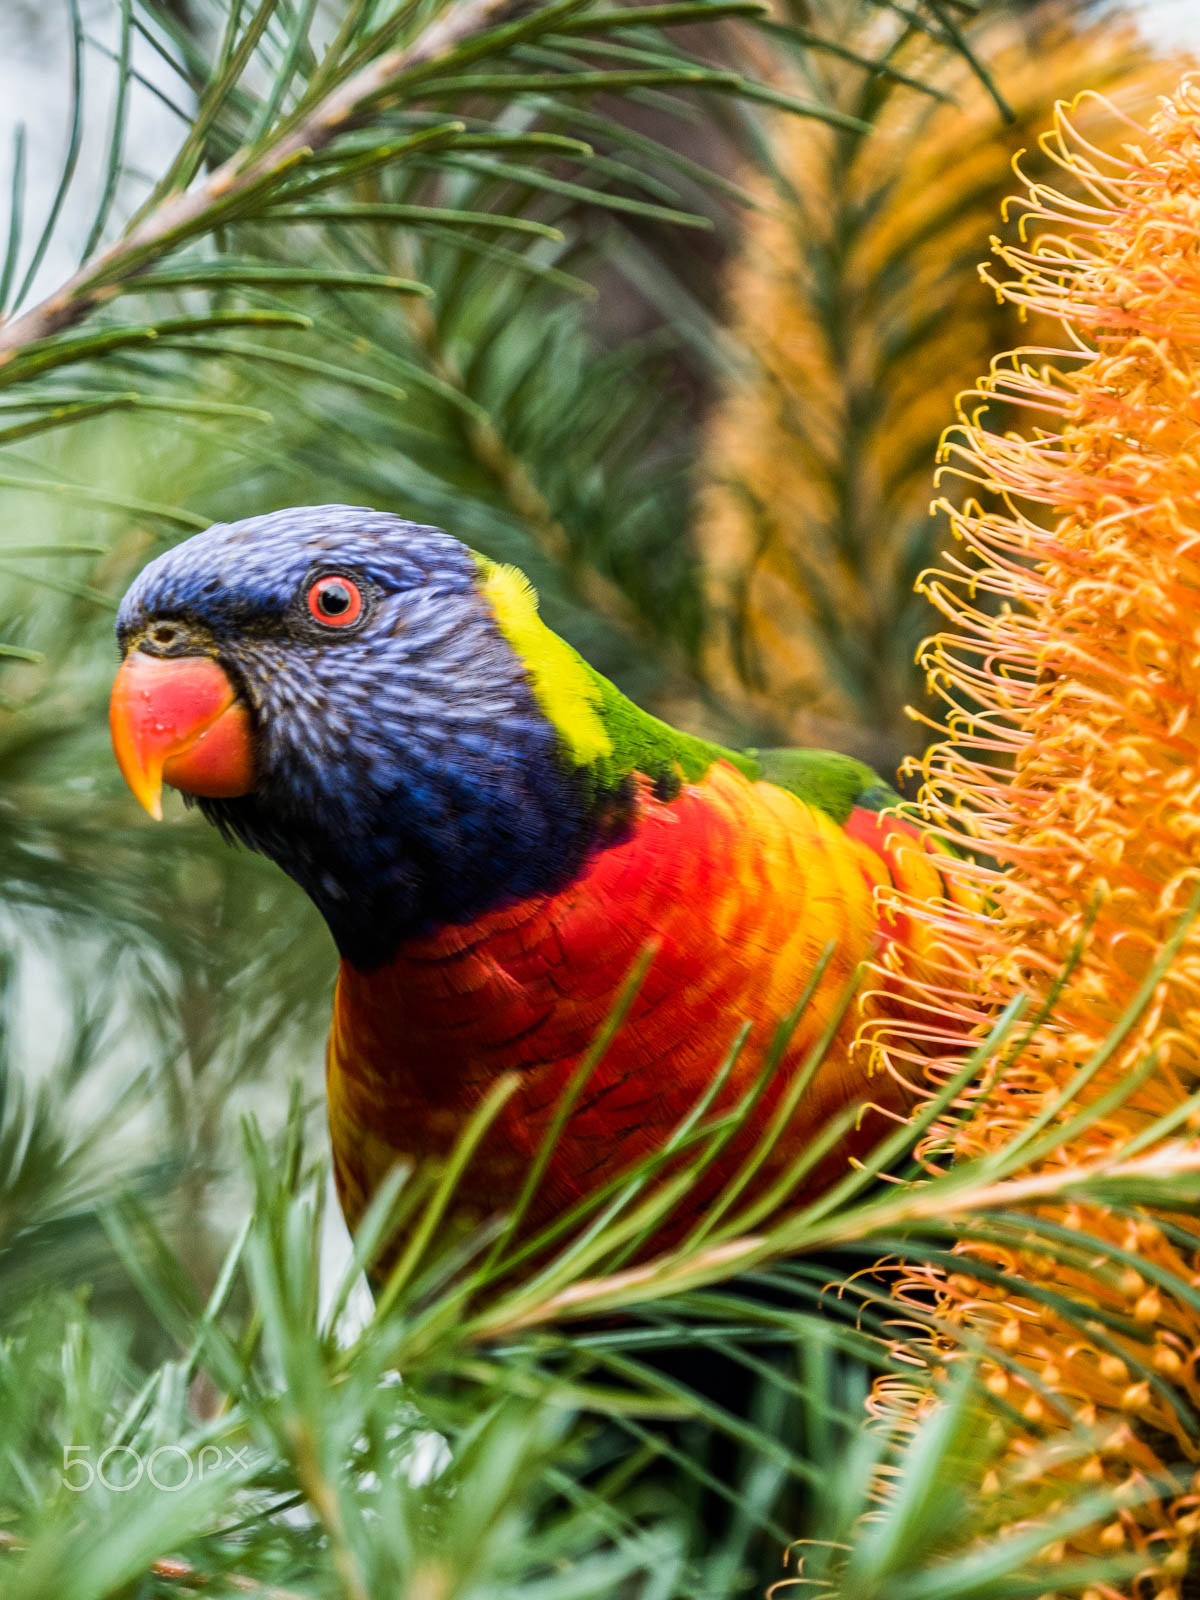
[{"x1": 0, "y1": 2, "x2": 1192, "y2": 1596}]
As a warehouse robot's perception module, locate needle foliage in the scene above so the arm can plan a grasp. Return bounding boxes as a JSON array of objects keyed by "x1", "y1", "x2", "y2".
[{"x1": 0, "y1": 2, "x2": 1185, "y2": 1596}]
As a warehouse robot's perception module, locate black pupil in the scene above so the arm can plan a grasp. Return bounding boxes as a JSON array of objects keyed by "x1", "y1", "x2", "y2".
[{"x1": 318, "y1": 580, "x2": 352, "y2": 617}]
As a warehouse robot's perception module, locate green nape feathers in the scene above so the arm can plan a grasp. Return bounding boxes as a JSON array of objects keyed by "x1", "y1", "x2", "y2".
[{"x1": 478, "y1": 556, "x2": 892, "y2": 820}]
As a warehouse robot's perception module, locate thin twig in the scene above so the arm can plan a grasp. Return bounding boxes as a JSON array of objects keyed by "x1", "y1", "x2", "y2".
[
  {"x1": 0, "y1": 0, "x2": 518, "y2": 360},
  {"x1": 474, "y1": 1140, "x2": 1200, "y2": 1338}
]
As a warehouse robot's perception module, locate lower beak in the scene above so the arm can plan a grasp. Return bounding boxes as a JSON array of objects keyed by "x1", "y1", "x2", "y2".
[{"x1": 109, "y1": 650, "x2": 255, "y2": 819}]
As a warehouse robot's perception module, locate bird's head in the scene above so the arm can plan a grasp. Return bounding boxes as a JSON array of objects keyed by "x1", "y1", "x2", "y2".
[{"x1": 110, "y1": 505, "x2": 630, "y2": 965}]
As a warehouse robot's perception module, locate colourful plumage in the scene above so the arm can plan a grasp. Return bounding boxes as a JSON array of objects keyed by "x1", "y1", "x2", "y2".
[{"x1": 109, "y1": 506, "x2": 958, "y2": 1252}]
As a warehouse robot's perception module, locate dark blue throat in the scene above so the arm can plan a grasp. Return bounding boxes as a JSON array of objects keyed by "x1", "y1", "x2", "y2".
[{"x1": 197, "y1": 732, "x2": 635, "y2": 970}]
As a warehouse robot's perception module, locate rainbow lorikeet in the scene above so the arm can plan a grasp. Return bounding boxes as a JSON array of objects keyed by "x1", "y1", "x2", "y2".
[{"x1": 109, "y1": 505, "x2": 954, "y2": 1249}]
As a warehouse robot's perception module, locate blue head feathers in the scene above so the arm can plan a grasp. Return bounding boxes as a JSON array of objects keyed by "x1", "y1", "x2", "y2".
[{"x1": 116, "y1": 506, "x2": 631, "y2": 966}]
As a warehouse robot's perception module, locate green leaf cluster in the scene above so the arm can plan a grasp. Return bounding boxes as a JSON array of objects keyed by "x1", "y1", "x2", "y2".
[
  {"x1": 4, "y1": 963, "x2": 1194, "y2": 1598},
  {"x1": 0, "y1": 2, "x2": 1172, "y2": 1597}
]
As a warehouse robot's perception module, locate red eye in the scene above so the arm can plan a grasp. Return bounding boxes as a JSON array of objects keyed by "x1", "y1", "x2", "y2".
[{"x1": 307, "y1": 574, "x2": 363, "y2": 627}]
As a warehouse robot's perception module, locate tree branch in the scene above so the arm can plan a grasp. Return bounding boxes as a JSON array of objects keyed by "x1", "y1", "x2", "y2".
[{"x1": 0, "y1": 0, "x2": 519, "y2": 362}]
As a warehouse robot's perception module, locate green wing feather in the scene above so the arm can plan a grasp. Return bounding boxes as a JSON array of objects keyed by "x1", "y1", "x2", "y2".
[{"x1": 748, "y1": 748, "x2": 899, "y2": 823}]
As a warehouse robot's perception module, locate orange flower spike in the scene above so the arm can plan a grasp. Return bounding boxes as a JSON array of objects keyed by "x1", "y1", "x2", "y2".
[{"x1": 863, "y1": 76, "x2": 1200, "y2": 1591}]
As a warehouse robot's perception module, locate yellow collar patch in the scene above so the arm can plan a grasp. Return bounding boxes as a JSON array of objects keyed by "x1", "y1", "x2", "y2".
[{"x1": 478, "y1": 559, "x2": 613, "y2": 768}]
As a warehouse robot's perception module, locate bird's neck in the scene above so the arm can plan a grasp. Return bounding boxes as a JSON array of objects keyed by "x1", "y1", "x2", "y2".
[{"x1": 249, "y1": 761, "x2": 642, "y2": 970}]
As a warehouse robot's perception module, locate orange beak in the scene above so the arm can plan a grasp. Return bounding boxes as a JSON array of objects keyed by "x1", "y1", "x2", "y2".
[{"x1": 109, "y1": 650, "x2": 255, "y2": 819}]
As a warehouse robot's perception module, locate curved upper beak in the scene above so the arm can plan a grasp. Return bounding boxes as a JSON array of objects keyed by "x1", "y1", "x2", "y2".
[{"x1": 109, "y1": 650, "x2": 255, "y2": 819}]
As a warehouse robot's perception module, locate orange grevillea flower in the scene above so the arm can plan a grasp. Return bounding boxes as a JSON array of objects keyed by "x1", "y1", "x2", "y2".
[{"x1": 863, "y1": 77, "x2": 1200, "y2": 1597}]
